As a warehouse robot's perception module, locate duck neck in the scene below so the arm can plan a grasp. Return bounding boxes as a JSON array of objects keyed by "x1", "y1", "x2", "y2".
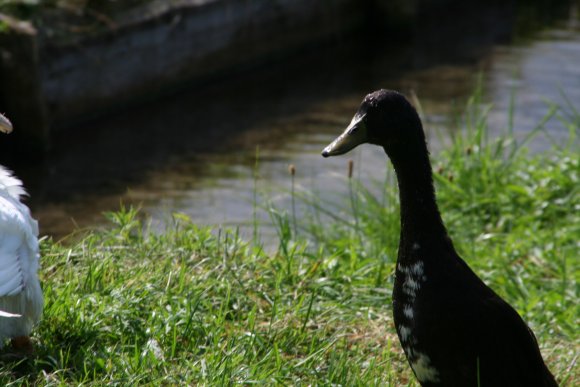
[{"x1": 385, "y1": 143, "x2": 449, "y2": 257}]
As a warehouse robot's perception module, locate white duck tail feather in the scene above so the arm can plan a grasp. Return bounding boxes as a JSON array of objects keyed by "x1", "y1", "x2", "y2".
[{"x1": 0, "y1": 166, "x2": 27, "y2": 201}]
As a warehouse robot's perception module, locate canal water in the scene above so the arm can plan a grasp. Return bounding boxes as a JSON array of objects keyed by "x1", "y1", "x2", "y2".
[{"x1": 21, "y1": 4, "x2": 580, "y2": 240}]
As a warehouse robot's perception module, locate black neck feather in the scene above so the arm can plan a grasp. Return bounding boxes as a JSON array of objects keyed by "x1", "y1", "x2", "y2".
[{"x1": 384, "y1": 137, "x2": 450, "y2": 255}]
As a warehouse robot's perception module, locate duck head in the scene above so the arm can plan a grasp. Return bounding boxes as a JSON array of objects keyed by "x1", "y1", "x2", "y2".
[
  {"x1": 0, "y1": 113, "x2": 13, "y2": 134},
  {"x1": 322, "y1": 89, "x2": 424, "y2": 158}
]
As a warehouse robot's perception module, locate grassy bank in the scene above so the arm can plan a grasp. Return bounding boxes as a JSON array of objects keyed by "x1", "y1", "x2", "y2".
[{"x1": 1, "y1": 96, "x2": 578, "y2": 385}]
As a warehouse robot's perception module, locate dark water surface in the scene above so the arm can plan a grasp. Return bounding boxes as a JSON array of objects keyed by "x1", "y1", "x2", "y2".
[{"x1": 19, "y1": 4, "x2": 580, "y2": 240}]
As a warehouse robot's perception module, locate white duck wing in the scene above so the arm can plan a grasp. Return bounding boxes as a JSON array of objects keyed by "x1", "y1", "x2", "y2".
[
  {"x1": 0, "y1": 205, "x2": 37, "y2": 297},
  {"x1": 0, "y1": 167, "x2": 42, "y2": 342}
]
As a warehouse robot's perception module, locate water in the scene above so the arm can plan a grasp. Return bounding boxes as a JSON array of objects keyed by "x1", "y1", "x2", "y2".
[{"x1": 19, "y1": 4, "x2": 580, "y2": 240}]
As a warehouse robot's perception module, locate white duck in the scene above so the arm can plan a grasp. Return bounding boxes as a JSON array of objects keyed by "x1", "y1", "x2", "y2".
[{"x1": 0, "y1": 113, "x2": 43, "y2": 352}]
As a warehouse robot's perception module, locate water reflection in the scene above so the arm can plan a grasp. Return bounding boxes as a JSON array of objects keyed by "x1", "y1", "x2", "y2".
[
  {"x1": 16, "y1": 5, "x2": 580, "y2": 239},
  {"x1": 487, "y1": 27, "x2": 580, "y2": 147}
]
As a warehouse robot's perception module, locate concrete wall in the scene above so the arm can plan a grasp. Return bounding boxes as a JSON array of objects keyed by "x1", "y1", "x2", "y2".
[{"x1": 1, "y1": 0, "x2": 366, "y2": 154}]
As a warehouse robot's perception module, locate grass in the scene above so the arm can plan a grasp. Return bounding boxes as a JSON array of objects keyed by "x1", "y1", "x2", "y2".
[{"x1": 0, "y1": 93, "x2": 578, "y2": 385}]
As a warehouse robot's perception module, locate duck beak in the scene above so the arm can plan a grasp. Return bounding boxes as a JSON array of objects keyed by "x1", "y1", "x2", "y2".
[
  {"x1": 322, "y1": 113, "x2": 367, "y2": 157},
  {"x1": 0, "y1": 310, "x2": 21, "y2": 318},
  {"x1": 0, "y1": 113, "x2": 13, "y2": 134}
]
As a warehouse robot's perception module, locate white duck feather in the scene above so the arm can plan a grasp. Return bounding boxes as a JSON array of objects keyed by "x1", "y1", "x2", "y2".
[{"x1": 0, "y1": 114, "x2": 43, "y2": 347}]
